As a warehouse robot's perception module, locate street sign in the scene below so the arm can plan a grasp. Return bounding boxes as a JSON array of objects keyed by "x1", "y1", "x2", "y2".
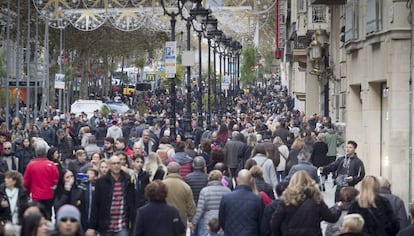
[
  {"x1": 55, "y1": 73, "x2": 65, "y2": 89},
  {"x1": 182, "y1": 51, "x2": 195, "y2": 66},
  {"x1": 165, "y1": 41, "x2": 176, "y2": 78},
  {"x1": 221, "y1": 75, "x2": 230, "y2": 90}
]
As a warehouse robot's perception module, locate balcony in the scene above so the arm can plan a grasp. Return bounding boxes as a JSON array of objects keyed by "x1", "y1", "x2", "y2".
[
  {"x1": 292, "y1": 39, "x2": 308, "y2": 64},
  {"x1": 311, "y1": 0, "x2": 346, "y2": 4},
  {"x1": 307, "y1": 5, "x2": 330, "y2": 32},
  {"x1": 296, "y1": 5, "x2": 330, "y2": 37}
]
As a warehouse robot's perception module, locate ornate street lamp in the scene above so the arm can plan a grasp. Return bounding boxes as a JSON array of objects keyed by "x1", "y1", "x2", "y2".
[
  {"x1": 309, "y1": 28, "x2": 330, "y2": 116},
  {"x1": 232, "y1": 41, "x2": 242, "y2": 92},
  {"x1": 190, "y1": 1, "x2": 209, "y2": 128},
  {"x1": 309, "y1": 36, "x2": 323, "y2": 75},
  {"x1": 210, "y1": 30, "x2": 223, "y2": 118},
  {"x1": 215, "y1": 34, "x2": 226, "y2": 122},
  {"x1": 203, "y1": 14, "x2": 218, "y2": 127},
  {"x1": 221, "y1": 35, "x2": 232, "y2": 108},
  {"x1": 180, "y1": 0, "x2": 195, "y2": 134},
  {"x1": 159, "y1": 0, "x2": 185, "y2": 141}
]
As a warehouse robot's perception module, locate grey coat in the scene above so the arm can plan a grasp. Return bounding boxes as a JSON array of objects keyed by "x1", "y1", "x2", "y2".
[
  {"x1": 285, "y1": 160, "x2": 320, "y2": 183},
  {"x1": 192, "y1": 180, "x2": 231, "y2": 232},
  {"x1": 380, "y1": 189, "x2": 409, "y2": 230}
]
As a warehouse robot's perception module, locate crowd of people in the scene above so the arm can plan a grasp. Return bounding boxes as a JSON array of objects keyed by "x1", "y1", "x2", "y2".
[{"x1": 0, "y1": 84, "x2": 411, "y2": 236}]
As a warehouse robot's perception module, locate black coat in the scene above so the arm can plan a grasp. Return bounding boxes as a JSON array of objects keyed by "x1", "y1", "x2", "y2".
[
  {"x1": 89, "y1": 171, "x2": 135, "y2": 233},
  {"x1": 0, "y1": 185, "x2": 28, "y2": 222},
  {"x1": 348, "y1": 196, "x2": 400, "y2": 236},
  {"x1": 95, "y1": 126, "x2": 107, "y2": 147},
  {"x1": 134, "y1": 170, "x2": 150, "y2": 209},
  {"x1": 322, "y1": 155, "x2": 365, "y2": 187},
  {"x1": 133, "y1": 201, "x2": 185, "y2": 236},
  {"x1": 397, "y1": 224, "x2": 414, "y2": 236},
  {"x1": 57, "y1": 136, "x2": 74, "y2": 161},
  {"x1": 271, "y1": 197, "x2": 341, "y2": 236},
  {"x1": 15, "y1": 147, "x2": 35, "y2": 174},
  {"x1": 311, "y1": 141, "x2": 328, "y2": 168},
  {"x1": 261, "y1": 199, "x2": 281, "y2": 236}
]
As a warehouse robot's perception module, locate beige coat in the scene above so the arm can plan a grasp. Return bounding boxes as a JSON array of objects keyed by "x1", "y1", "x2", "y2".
[{"x1": 163, "y1": 173, "x2": 196, "y2": 227}]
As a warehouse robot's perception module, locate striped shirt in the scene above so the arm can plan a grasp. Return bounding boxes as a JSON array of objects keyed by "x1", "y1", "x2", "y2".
[{"x1": 108, "y1": 181, "x2": 126, "y2": 232}]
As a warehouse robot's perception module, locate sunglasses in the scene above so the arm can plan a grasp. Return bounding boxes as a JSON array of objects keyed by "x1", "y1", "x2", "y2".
[
  {"x1": 4, "y1": 147, "x2": 11, "y2": 150},
  {"x1": 60, "y1": 217, "x2": 77, "y2": 223}
]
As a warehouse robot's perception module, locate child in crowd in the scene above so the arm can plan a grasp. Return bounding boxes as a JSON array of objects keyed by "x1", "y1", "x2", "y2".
[{"x1": 206, "y1": 218, "x2": 222, "y2": 236}]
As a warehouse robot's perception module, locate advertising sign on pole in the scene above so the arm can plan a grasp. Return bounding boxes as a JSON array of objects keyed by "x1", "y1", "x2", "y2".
[
  {"x1": 221, "y1": 75, "x2": 230, "y2": 90},
  {"x1": 54, "y1": 73, "x2": 65, "y2": 89},
  {"x1": 165, "y1": 41, "x2": 177, "y2": 78}
]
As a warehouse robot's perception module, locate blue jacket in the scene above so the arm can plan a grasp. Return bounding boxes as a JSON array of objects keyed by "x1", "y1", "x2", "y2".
[
  {"x1": 219, "y1": 185, "x2": 264, "y2": 236},
  {"x1": 133, "y1": 201, "x2": 185, "y2": 236}
]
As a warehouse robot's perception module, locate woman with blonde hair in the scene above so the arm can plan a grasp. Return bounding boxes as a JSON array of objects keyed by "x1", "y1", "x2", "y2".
[
  {"x1": 273, "y1": 136, "x2": 289, "y2": 182},
  {"x1": 143, "y1": 152, "x2": 166, "y2": 181},
  {"x1": 285, "y1": 137, "x2": 307, "y2": 174},
  {"x1": 79, "y1": 126, "x2": 91, "y2": 147},
  {"x1": 348, "y1": 175, "x2": 399, "y2": 236},
  {"x1": 271, "y1": 171, "x2": 341, "y2": 236}
]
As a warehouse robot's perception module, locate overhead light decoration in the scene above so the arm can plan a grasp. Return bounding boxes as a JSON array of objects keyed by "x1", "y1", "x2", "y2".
[
  {"x1": 108, "y1": 8, "x2": 146, "y2": 31},
  {"x1": 68, "y1": 9, "x2": 106, "y2": 31},
  {"x1": 31, "y1": 0, "x2": 259, "y2": 39}
]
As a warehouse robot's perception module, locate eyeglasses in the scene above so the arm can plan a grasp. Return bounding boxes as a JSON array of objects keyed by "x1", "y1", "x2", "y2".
[
  {"x1": 111, "y1": 162, "x2": 121, "y2": 165},
  {"x1": 60, "y1": 217, "x2": 77, "y2": 223},
  {"x1": 4, "y1": 147, "x2": 11, "y2": 150}
]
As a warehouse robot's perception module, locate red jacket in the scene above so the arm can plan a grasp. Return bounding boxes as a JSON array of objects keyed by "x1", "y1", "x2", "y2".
[
  {"x1": 124, "y1": 147, "x2": 134, "y2": 157},
  {"x1": 24, "y1": 158, "x2": 59, "y2": 200}
]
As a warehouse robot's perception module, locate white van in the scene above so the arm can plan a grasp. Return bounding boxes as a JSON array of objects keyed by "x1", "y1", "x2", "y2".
[{"x1": 70, "y1": 100, "x2": 109, "y2": 118}]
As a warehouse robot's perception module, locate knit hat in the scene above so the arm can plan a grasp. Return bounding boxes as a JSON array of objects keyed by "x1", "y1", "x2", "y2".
[{"x1": 57, "y1": 205, "x2": 80, "y2": 223}]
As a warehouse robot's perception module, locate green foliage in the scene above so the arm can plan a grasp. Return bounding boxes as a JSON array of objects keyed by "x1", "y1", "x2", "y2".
[
  {"x1": 240, "y1": 45, "x2": 257, "y2": 87},
  {"x1": 160, "y1": 64, "x2": 184, "y2": 87},
  {"x1": 136, "y1": 93, "x2": 148, "y2": 115},
  {"x1": 101, "y1": 104, "x2": 111, "y2": 117},
  {"x1": 202, "y1": 93, "x2": 215, "y2": 111},
  {"x1": 63, "y1": 64, "x2": 77, "y2": 82},
  {"x1": 134, "y1": 58, "x2": 146, "y2": 69},
  {"x1": 263, "y1": 50, "x2": 275, "y2": 74}
]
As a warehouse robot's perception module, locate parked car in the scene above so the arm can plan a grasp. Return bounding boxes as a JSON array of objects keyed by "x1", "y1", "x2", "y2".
[
  {"x1": 71, "y1": 100, "x2": 110, "y2": 118},
  {"x1": 105, "y1": 101, "x2": 131, "y2": 114}
]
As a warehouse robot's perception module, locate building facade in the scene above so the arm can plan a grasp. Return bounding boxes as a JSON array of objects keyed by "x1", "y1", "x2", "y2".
[{"x1": 287, "y1": 0, "x2": 413, "y2": 203}]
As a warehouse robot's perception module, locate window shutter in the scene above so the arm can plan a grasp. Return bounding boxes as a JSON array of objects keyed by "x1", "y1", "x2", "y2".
[
  {"x1": 345, "y1": 0, "x2": 354, "y2": 42},
  {"x1": 366, "y1": 0, "x2": 378, "y2": 34}
]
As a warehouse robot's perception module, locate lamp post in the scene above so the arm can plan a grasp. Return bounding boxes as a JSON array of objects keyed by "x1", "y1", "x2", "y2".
[
  {"x1": 203, "y1": 15, "x2": 218, "y2": 127},
  {"x1": 221, "y1": 36, "x2": 231, "y2": 108},
  {"x1": 211, "y1": 31, "x2": 223, "y2": 118},
  {"x1": 159, "y1": 0, "x2": 185, "y2": 141},
  {"x1": 190, "y1": 1, "x2": 209, "y2": 128},
  {"x1": 180, "y1": 0, "x2": 194, "y2": 134},
  {"x1": 217, "y1": 39, "x2": 224, "y2": 122},
  {"x1": 235, "y1": 41, "x2": 242, "y2": 92}
]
